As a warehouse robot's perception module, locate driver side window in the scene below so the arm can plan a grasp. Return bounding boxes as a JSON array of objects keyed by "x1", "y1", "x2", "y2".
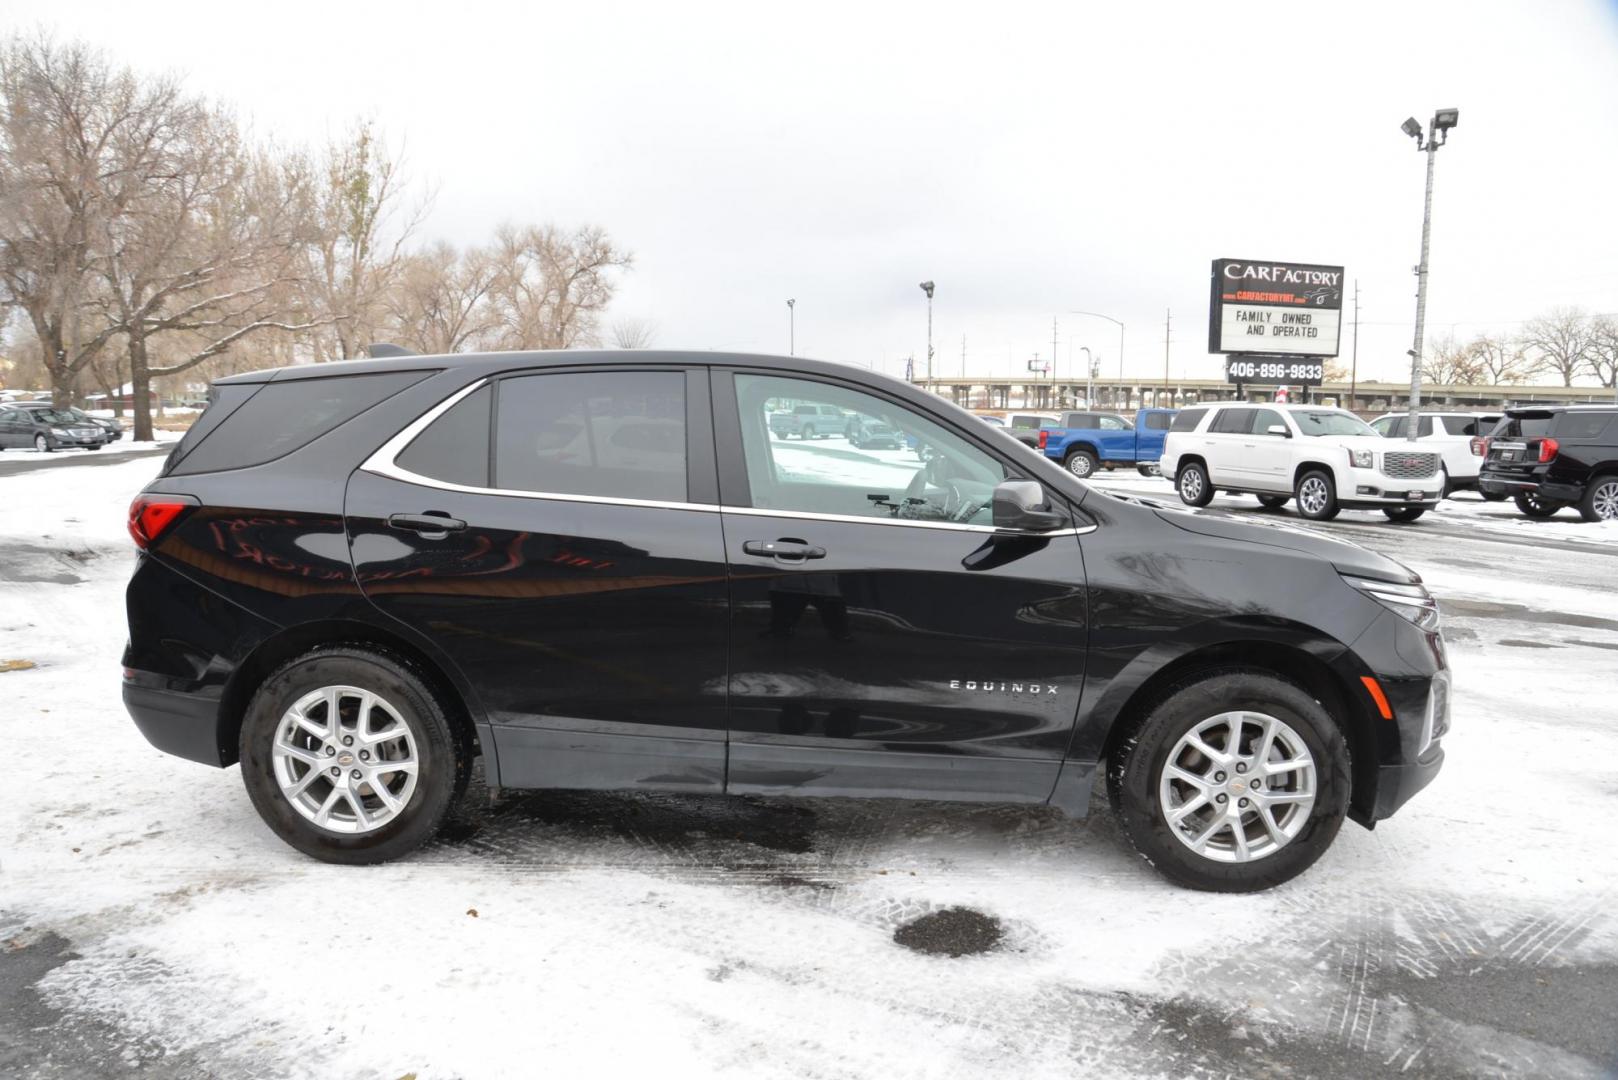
[{"x1": 733, "y1": 373, "x2": 1010, "y2": 525}]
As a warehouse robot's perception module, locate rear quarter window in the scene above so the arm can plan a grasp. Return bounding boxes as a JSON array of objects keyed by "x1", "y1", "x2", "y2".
[
  {"x1": 1550, "y1": 412, "x2": 1615, "y2": 441},
  {"x1": 1170, "y1": 408, "x2": 1207, "y2": 432},
  {"x1": 396, "y1": 385, "x2": 493, "y2": 487},
  {"x1": 168, "y1": 371, "x2": 430, "y2": 475}
]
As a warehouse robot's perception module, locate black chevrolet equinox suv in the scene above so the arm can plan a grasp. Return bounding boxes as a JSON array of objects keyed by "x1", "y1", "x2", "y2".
[{"x1": 122, "y1": 351, "x2": 1449, "y2": 891}]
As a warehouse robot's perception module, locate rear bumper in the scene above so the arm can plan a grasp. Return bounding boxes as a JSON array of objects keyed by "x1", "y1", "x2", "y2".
[
  {"x1": 1478, "y1": 469, "x2": 1583, "y2": 502},
  {"x1": 123, "y1": 679, "x2": 227, "y2": 767}
]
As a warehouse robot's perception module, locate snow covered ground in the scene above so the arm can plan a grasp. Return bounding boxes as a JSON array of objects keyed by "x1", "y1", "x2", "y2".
[{"x1": 3, "y1": 452, "x2": 1617, "y2": 1079}]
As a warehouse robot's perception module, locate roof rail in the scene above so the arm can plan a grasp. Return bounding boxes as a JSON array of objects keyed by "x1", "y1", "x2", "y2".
[{"x1": 366, "y1": 343, "x2": 418, "y2": 358}]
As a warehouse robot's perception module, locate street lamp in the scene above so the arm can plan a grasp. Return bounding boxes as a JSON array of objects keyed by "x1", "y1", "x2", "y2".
[
  {"x1": 1078, "y1": 346, "x2": 1093, "y2": 407},
  {"x1": 786, "y1": 299, "x2": 795, "y2": 356},
  {"x1": 1068, "y1": 310, "x2": 1125, "y2": 407},
  {"x1": 919, "y1": 281, "x2": 935, "y2": 389},
  {"x1": 1401, "y1": 107, "x2": 1459, "y2": 441}
]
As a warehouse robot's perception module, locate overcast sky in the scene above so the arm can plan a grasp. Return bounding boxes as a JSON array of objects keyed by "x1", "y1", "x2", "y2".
[{"x1": 14, "y1": 0, "x2": 1618, "y2": 385}]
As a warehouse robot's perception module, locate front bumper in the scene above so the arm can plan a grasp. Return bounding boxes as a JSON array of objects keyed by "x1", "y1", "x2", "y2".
[
  {"x1": 49, "y1": 434, "x2": 107, "y2": 448},
  {"x1": 1337, "y1": 465, "x2": 1442, "y2": 506},
  {"x1": 1370, "y1": 745, "x2": 1445, "y2": 820}
]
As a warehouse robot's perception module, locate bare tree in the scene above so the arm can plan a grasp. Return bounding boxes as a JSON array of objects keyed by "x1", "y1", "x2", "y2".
[
  {"x1": 297, "y1": 122, "x2": 427, "y2": 360},
  {"x1": 610, "y1": 315, "x2": 657, "y2": 349},
  {"x1": 386, "y1": 241, "x2": 498, "y2": 354},
  {"x1": 1584, "y1": 314, "x2": 1618, "y2": 389},
  {"x1": 1420, "y1": 332, "x2": 1482, "y2": 385},
  {"x1": 487, "y1": 224, "x2": 632, "y2": 350},
  {"x1": 1465, "y1": 332, "x2": 1536, "y2": 385},
  {"x1": 0, "y1": 35, "x2": 185, "y2": 404},
  {"x1": 1520, "y1": 307, "x2": 1594, "y2": 387}
]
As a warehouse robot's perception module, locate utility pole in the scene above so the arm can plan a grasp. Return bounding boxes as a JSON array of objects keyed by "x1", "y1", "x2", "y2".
[
  {"x1": 786, "y1": 298, "x2": 795, "y2": 356},
  {"x1": 919, "y1": 281, "x2": 936, "y2": 390},
  {"x1": 1052, "y1": 318, "x2": 1061, "y2": 406},
  {"x1": 1349, "y1": 280, "x2": 1360, "y2": 410},
  {"x1": 1401, "y1": 108, "x2": 1459, "y2": 441},
  {"x1": 961, "y1": 335, "x2": 966, "y2": 378},
  {"x1": 1163, "y1": 308, "x2": 1172, "y2": 407}
]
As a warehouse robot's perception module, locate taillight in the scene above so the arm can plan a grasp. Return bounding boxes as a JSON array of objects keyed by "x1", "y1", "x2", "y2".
[
  {"x1": 1538, "y1": 437, "x2": 1559, "y2": 463},
  {"x1": 1470, "y1": 437, "x2": 1487, "y2": 457},
  {"x1": 1038, "y1": 430, "x2": 1049, "y2": 449},
  {"x1": 127, "y1": 495, "x2": 198, "y2": 549}
]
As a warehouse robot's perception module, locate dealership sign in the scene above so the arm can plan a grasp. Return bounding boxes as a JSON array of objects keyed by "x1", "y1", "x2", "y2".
[{"x1": 1208, "y1": 258, "x2": 1344, "y2": 359}]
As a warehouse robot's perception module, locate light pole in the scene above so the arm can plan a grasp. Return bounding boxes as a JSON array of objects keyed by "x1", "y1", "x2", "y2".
[
  {"x1": 786, "y1": 299, "x2": 795, "y2": 356},
  {"x1": 1068, "y1": 310, "x2": 1125, "y2": 407},
  {"x1": 919, "y1": 281, "x2": 935, "y2": 389},
  {"x1": 1079, "y1": 346, "x2": 1093, "y2": 407},
  {"x1": 1401, "y1": 107, "x2": 1459, "y2": 441}
]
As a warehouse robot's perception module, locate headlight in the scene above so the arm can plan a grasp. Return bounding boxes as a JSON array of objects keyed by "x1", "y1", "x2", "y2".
[
  {"x1": 1348, "y1": 448, "x2": 1374, "y2": 468},
  {"x1": 1342, "y1": 574, "x2": 1439, "y2": 631}
]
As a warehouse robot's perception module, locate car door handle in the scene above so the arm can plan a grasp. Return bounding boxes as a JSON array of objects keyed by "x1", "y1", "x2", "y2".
[
  {"x1": 388, "y1": 513, "x2": 466, "y2": 535},
  {"x1": 743, "y1": 540, "x2": 826, "y2": 561}
]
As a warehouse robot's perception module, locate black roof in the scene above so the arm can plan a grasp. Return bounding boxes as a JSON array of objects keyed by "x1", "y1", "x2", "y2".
[{"x1": 215, "y1": 349, "x2": 866, "y2": 385}]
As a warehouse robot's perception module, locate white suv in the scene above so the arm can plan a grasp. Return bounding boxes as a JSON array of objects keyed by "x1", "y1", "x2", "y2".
[
  {"x1": 1367, "y1": 411, "x2": 1502, "y2": 498},
  {"x1": 1160, "y1": 403, "x2": 1444, "y2": 522}
]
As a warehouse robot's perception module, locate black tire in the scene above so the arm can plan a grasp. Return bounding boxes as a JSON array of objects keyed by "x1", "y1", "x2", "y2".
[
  {"x1": 1514, "y1": 491, "x2": 1561, "y2": 519},
  {"x1": 1294, "y1": 469, "x2": 1339, "y2": 521},
  {"x1": 1257, "y1": 494, "x2": 1289, "y2": 509},
  {"x1": 1383, "y1": 506, "x2": 1426, "y2": 522},
  {"x1": 801, "y1": 424, "x2": 816, "y2": 440},
  {"x1": 1578, "y1": 475, "x2": 1618, "y2": 523},
  {"x1": 1438, "y1": 467, "x2": 1451, "y2": 499},
  {"x1": 1480, "y1": 489, "x2": 1508, "y2": 502},
  {"x1": 86, "y1": 444, "x2": 102, "y2": 451},
  {"x1": 1136, "y1": 464, "x2": 1161, "y2": 477},
  {"x1": 34, "y1": 434, "x2": 51, "y2": 453},
  {"x1": 1108, "y1": 669, "x2": 1351, "y2": 892},
  {"x1": 239, "y1": 645, "x2": 471, "y2": 865},
  {"x1": 1065, "y1": 449, "x2": 1098, "y2": 478},
  {"x1": 1176, "y1": 461, "x2": 1214, "y2": 507}
]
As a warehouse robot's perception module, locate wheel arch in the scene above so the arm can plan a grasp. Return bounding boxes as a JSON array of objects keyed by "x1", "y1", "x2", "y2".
[
  {"x1": 1293, "y1": 460, "x2": 1338, "y2": 488},
  {"x1": 1175, "y1": 453, "x2": 1207, "y2": 477},
  {"x1": 215, "y1": 618, "x2": 484, "y2": 772},
  {"x1": 1063, "y1": 441, "x2": 1100, "y2": 460},
  {"x1": 1095, "y1": 637, "x2": 1380, "y2": 826}
]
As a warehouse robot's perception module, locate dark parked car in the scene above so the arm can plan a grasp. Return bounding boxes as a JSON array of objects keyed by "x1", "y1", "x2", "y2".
[
  {"x1": 844, "y1": 413, "x2": 902, "y2": 449},
  {"x1": 122, "y1": 350, "x2": 1448, "y2": 891},
  {"x1": 0, "y1": 404, "x2": 107, "y2": 451},
  {"x1": 14, "y1": 401, "x2": 123, "y2": 442},
  {"x1": 1477, "y1": 405, "x2": 1618, "y2": 521}
]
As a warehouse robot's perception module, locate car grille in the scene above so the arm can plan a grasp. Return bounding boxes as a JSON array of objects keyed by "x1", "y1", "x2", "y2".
[
  {"x1": 1382, "y1": 450, "x2": 1439, "y2": 480},
  {"x1": 72, "y1": 428, "x2": 99, "y2": 437}
]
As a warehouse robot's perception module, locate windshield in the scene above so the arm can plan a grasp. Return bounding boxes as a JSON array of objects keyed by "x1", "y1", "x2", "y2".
[
  {"x1": 1293, "y1": 410, "x2": 1377, "y2": 437},
  {"x1": 34, "y1": 409, "x2": 78, "y2": 425}
]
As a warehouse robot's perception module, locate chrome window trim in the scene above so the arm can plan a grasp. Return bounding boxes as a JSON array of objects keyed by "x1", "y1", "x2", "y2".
[{"x1": 360, "y1": 377, "x2": 1094, "y2": 538}]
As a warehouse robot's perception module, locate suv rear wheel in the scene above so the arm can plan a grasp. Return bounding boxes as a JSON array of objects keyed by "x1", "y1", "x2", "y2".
[
  {"x1": 1257, "y1": 494, "x2": 1289, "y2": 509},
  {"x1": 1383, "y1": 506, "x2": 1426, "y2": 522},
  {"x1": 1176, "y1": 461, "x2": 1213, "y2": 507},
  {"x1": 239, "y1": 645, "x2": 470, "y2": 864},
  {"x1": 1579, "y1": 475, "x2": 1618, "y2": 522},
  {"x1": 1294, "y1": 470, "x2": 1339, "y2": 521},
  {"x1": 1108, "y1": 670, "x2": 1350, "y2": 892},
  {"x1": 1514, "y1": 491, "x2": 1562, "y2": 518}
]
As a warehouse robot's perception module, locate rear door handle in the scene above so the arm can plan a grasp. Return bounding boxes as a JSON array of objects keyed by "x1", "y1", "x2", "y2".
[
  {"x1": 388, "y1": 513, "x2": 467, "y2": 536},
  {"x1": 743, "y1": 540, "x2": 826, "y2": 561}
]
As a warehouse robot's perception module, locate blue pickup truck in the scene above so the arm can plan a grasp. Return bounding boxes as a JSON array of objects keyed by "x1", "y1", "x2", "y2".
[{"x1": 1039, "y1": 409, "x2": 1177, "y2": 478}]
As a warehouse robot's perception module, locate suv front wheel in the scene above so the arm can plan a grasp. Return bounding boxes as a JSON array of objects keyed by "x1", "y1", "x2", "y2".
[
  {"x1": 1294, "y1": 470, "x2": 1339, "y2": 521},
  {"x1": 1109, "y1": 670, "x2": 1350, "y2": 892},
  {"x1": 239, "y1": 645, "x2": 470, "y2": 864}
]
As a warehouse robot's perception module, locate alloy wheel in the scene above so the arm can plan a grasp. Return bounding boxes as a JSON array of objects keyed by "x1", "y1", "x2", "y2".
[
  {"x1": 1180, "y1": 468, "x2": 1203, "y2": 501},
  {"x1": 1298, "y1": 477, "x2": 1329, "y2": 516},
  {"x1": 1068, "y1": 453, "x2": 1094, "y2": 477},
  {"x1": 1591, "y1": 480, "x2": 1618, "y2": 521},
  {"x1": 1158, "y1": 711, "x2": 1317, "y2": 863},
  {"x1": 271, "y1": 685, "x2": 419, "y2": 834}
]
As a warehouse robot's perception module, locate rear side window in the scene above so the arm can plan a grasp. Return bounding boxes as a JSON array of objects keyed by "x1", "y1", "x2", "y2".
[
  {"x1": 162, "y1": 383, "x2": 257, "y2": 474},
  {"x1": 1438, "y1": 416, "x2": 1478, "y2": 436},
  {"x1": 1170, "y1": 408, "x2": 1207, "y2": 432},
  {"x1": 396, "y1": 386, "x2": 492, "y2": 487},
  {"x1": 1503, "y1": 416, "x2": 1553, "y2": 439},
  {"x1": 1418, "y1": 416, "x2": 1435, "y2": 438},
  {"x1": 169, "y1": 371, "x2": 427, "y2": 475},
  {"x1": 494, "y1": 371, "x2": 686, "y2": 501},
  {"x1": 1144, "y1": 412, "x2": 1172, "y2": 430},
  {"x1": 1550, "y1": 411, "x2": 1614, "y2": 441},
  {"x1": 1097, "y1": 415, "x2": 1129, "y2": 431},
  {"x1": 1210, "y1": 409, "x2": 1254, "y2": 435}
]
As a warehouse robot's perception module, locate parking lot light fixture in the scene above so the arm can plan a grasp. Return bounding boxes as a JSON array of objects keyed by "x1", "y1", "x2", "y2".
[{"x1": 1401, "y1": 107, "x2": 1459, "y2": 442}]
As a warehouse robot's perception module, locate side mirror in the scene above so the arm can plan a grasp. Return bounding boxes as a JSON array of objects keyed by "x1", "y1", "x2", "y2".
[
  {"x1": 1267, "y1": 424, "x2": 1291, "y2": 438},
  {"x1": 992, "y1": 480, "x2": 1065, "y2": 531}
]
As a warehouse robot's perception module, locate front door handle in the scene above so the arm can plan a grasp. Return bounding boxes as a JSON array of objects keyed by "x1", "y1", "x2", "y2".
[
  {"x1": 388, "y1": 512, "x2": 467, "y2": 536},
  {"x1": 743, "y1": 540, "x2": 826, "y2": 561}
]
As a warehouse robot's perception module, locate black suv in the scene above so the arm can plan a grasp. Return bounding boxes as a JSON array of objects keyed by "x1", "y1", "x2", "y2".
[
  {"x1": 122, "y1": 351, "x2": 1449, "y2": 891},
  {"x1": 1477, "y1": 405, "x2": 1618, "y2": 521}
]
